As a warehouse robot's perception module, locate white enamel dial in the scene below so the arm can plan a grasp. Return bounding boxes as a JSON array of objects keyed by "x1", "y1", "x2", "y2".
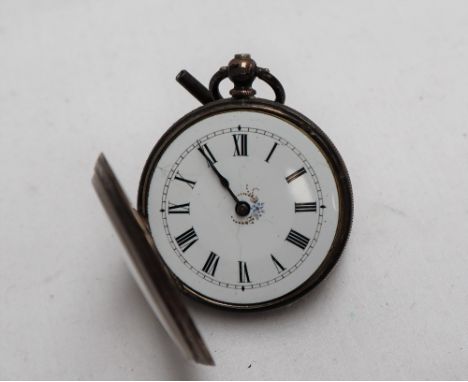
[{"x1": 145, "y1": 110, "x2": 341, "y2": 306}]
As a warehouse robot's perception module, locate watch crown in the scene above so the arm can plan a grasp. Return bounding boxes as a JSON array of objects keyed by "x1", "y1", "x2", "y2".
[
  {"x1": 228, "y1": 53, "x2": 257, "y2": 98},
  {"x1": 208, "y1": 54, "x2": 286, "y2": 104}
]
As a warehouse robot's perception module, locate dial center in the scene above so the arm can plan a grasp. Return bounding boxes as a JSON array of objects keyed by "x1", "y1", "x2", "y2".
[
  {"x1": 190, "y1": 157, "x2": 293, "y2": 261},
  {"x1": 231, "y1": 185, "x2": 265, "y2": 225},
  {"x1": 235, "y1": 201, "x2": 250, "y2": 217}
]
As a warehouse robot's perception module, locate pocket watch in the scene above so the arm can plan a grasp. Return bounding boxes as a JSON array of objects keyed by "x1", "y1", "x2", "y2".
[{"x1": 92, "y1": 54, "x2": 353, "y2": 365}]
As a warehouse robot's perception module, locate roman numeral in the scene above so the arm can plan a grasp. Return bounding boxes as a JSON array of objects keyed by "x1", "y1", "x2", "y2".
[
  {"x1": 198, "y1": 144, "x2": 217, "y2": 166},
  {"x1": 168, "y1": 202, "x2": 190, "y2": 214},
  {"x1": 295, "y1": 202, "x2": 317, "y2": 212},
  {"x1": 202, "y1": 252, "x2": 219, "y2": 276},
  {"x1": 271, "y1": 254, "x2": 286, "y2": 273},
  {"x1": 174, "y1": 171, "x2": 196, "y2": 189},
  {"x1": 285, "y1": 167, "x2": 307, "y2": 183},
  {"x1": 238, "y1": 261, "x2": 250, "y2": 283},
  {"x1": 285, "y1": 229, "x2": 310, "y2": 250},
  {"x1": 265, "y1": 142, "x2": 278, "y2": 163},
  {"x1": 233, "y1": 134, "x2": 248, "y2": 156},
  {"x1": 175, "y1": 227, "x2": 198, "y2": 252}
]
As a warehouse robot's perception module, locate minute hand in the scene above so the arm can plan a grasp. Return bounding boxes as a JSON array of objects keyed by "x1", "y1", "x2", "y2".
[{"x1": 197, "y1": 146, "x2": 239, "y2": 203}]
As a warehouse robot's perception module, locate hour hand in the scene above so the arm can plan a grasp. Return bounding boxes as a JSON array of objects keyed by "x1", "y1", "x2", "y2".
[
  {"x1": 197, "y1": 143, "x2": 237, "y2": 200},
  {"x1": 197, "y1": 142, "x2": 250, "y2": 217}
]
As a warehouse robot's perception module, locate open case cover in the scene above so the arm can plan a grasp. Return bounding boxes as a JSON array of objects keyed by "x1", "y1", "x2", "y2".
[{"x1": 92, "y1": 154, "x2": 214, "y2": 366}]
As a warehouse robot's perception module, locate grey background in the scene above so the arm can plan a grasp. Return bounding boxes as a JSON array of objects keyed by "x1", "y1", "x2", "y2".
[{"x1": 1, "y1": 0, "x2": 467, "y2": 379}]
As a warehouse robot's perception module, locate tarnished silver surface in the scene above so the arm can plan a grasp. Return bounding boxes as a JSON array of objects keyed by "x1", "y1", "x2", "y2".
[{"x1": 92, "y1": 154, "x2": 214, "y2": 366}]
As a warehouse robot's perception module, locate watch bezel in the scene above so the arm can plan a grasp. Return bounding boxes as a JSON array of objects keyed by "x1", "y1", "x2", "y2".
[{"x1": 138, "y1": 98, "x2": 353, "y2": 311}]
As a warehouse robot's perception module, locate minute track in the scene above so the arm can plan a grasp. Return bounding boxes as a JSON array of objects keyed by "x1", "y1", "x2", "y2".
[{"x1": 159, "y1": 125, "x2": 325, "y2": 290}]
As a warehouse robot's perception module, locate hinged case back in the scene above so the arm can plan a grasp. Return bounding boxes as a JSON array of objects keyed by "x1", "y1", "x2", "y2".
[{"x1": 92, "y1": 154, "x2": 214, "y2": 366}]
